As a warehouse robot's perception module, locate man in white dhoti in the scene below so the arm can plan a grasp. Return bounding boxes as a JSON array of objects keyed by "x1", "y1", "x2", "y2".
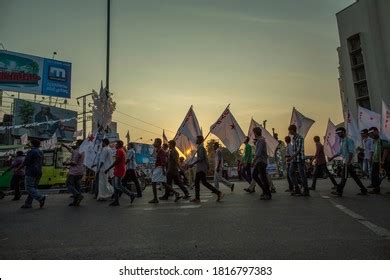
[{"x1": 97, "y1": 138, "x2": 114, "y2": 200}]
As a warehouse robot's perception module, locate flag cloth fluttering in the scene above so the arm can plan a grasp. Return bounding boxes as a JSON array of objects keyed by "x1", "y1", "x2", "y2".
[
  {"x1": 324, "y1": 119, "x2": 340, "y2": 158},
  {"x1": 290, "y1": 107, "x2": 315, "y2": 139},
  {"x1": 248, "y1": 118, "x2": 279, "y2": 157},
  {"x1": 382, "y1": 101, "x2": 390, "y2": 141},
  {"x1": 358, "y1": 106, "x2": 381, "y2": 132},
  {"x1": 210, "y1": 105, "x2": 246, "y2": 153},
  {"x1": 345, "y1": 108, "x2": 360, "y2": 144},
  {"x1": 174, "y1": 106, "x2": 202, "y2": 155}
]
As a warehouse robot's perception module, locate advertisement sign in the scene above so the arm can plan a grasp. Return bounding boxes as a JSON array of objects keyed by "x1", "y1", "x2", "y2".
[
  {"x1": 133, "y1": 142, "x2": 155, "y2": 165},
  {"x1": 13, "y1": 99, "x2": 77, "y2": 141},
  {"x1": 0, "y1": 50, "x2": 71, "y2": 98}
]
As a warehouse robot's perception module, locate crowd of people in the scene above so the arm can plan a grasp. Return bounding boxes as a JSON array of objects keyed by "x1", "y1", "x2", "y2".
[{"x1": 1, "y1": 123, "x2": 389, "y2": 208}]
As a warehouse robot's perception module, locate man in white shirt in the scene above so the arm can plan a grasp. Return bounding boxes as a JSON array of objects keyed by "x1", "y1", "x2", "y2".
[
  {"x1": 96, "y1": 138, "x2": 114, "y2": 200},
  {"x1": 361, "y1": 129, "x2": 373, "y2": 179},
  {"x1": 123, "y1": 142, "x2": 142, "y2": 197}
]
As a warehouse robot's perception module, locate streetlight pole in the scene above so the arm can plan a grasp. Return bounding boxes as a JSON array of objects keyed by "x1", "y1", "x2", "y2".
[{"x1": 106, "y1": 0, "x2": 111, "y2": 92}]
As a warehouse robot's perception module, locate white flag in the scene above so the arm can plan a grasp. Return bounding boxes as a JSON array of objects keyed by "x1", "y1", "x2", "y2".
[
  {"x1": 248, "y1": 118, "x2": 279, "y2": 157},
  {"x1": 345, "y1": 108, "x2": 360, "y2": 144},
  {"x1": 174, "y1": 106, "x2": 202, "y2": 154},
  {"x1": 358, "y1": 106, "x2": 381, "y2": 131},
  {"x1": 20, "y1": 134, "x2": 29, "y2": 145},
  {"x1": 290, "y1": 107, "x2": 315, "y2": 139},
  {"x1": 382, "y1": 101, "x2": 390, "y2": 141},
  {"x1": 210, "y1": 106, "x2": 246, "y2": 153},
  {"x1": 324, "y1": 119, "x2": 340, "y2": 158}
]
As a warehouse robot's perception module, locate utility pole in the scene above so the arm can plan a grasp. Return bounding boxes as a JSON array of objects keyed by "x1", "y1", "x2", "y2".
[
  {"x1": 106, "y1": 0, "x2": 111, "y2": 92},
  {"x1": 76, "y1": 93, "x2": 94, "y2": 139}
]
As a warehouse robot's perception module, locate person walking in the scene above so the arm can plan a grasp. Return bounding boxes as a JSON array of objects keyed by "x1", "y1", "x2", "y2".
[
  {"x1": 105, "y1": 140, "x2": 136, "y2": 206},
  {"x1": 62, "y1": 140, "x2": 85, "y2": 206},
  {"x1": 251, "y1": 127, "x2": 272, "y2": 200},
  {"x1": 189, "y1": 136, "x2": 224, "y2": 203},
  {"x1": 96, "y1": 138, "x2": 114, "y2": 201},
  {"x1": 160, "y1": 140, "x2": 190, "y2": 200},
  {"x1": 241, "y1": 136, "x2": 253, "y2": 184},
  {"x1": 213, "y1": 142, "x2": 234, "y2": 192},
  {"x1": 178, "y1": 157, "x2": 190, "y2": 186},
  {"x1": 288, "y1": 124, "x2": 310, "y2": 197},
  {"x1": 149, "y1": 138, "x2": 182, "y2": 204},
  {"x1": 19, "y1": 139, "x2": 46, "y2": 209},
  {"x1": 310, "y1": 136, "x2": 338, "y2": 190},
  {"x1": 2, "y1": 151, "x2": 25, "y2": 201},
  {"x1": 123, "y1": 142, "x2": 143, "y2": 197},
  {"x1": 284, "y1": 136, "x2": 294, "y2": 192},
  {"x1": 361, "y1": 129, "x2": 373, "y2": 179},
  {"x1": 329, "y1": 127, "x2": 368, "y2": 197},
  {"x1": 368, "y1": 127, "x2": 389, "y2": 194}
]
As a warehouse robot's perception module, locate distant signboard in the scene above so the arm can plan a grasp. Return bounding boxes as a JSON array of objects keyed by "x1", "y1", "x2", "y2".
[
  {"x1": 13, "y1": 99, "x2": 77, "y2": 141},
  {"x1": 133, "y1": 142, "x2": 155, "y2": 165},
  {"x1": 0, "y1": 50, "x2": 71, "y2": 98}
]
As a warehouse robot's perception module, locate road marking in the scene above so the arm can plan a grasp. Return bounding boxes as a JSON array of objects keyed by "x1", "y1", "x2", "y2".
[
  {"x1": 321, "y1": 195, "x2": 330, "y2": 199},
  {"x1": 326, "y1": 198, "x2": 390, "y2": 239},
  {"x1": 143, "y1": 205, "x2": 201, "y2": 211}
]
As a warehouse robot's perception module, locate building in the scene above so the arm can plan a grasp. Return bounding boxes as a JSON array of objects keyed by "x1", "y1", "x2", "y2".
[{"x1": 336, "y1": 0, "x2": 390, "y2": 119}]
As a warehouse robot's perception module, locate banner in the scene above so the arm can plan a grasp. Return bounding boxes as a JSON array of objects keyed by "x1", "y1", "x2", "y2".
[
  {"x1": 324, "y1": 119, "x2": 340, "y2": 158},
  {"x1": 358, "y1": 106, "x2": 381, "y2": 131},
  {"x1": 174, "y1": 106, "x2": 202, "y2": 155},
  {"x1": 382, "y1": 101, "x2": 390, "y2": 141},
  {"x1": 12, "y1": 99, "x2": 77, "y2": 141},
  {"x1": 248, "y1": 118, "x2": 279, "y2": 157},
  {"x1": 0, "y1": 50, "x2": 71, "y2": 98},
  {"x1": 290, "y1": 107, "x2": 315, "y2": 139},
  {"x1": 210, "y1": 106, "x2": 246, "y2": 153}
]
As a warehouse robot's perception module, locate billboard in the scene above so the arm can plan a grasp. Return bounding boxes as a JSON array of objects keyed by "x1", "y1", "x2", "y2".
[
  {"x1": 13, "y1": 99, "x2": 77, "y2": 141},
  {"x1": 133, "y1": 143, "x2": 155, "y2": 165},
  {"x1": 0, "y1": 50, "x2": 71, "y2": 98}
]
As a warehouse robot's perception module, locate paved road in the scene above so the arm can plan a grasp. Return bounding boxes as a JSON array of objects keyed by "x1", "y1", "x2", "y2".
[{"x1": 1, "y1": 178, "x2": 390, "y2": 259}]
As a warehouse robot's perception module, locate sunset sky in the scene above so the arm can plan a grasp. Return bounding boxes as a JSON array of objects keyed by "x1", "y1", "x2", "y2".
[{"x1": 1, "y1": 0, "x2": 355, "y2": 154}]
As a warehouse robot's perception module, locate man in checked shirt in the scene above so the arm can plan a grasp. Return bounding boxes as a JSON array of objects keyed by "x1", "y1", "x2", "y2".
[{"x1": 288, "y1": 124, "x2": 310, "y2": 197}]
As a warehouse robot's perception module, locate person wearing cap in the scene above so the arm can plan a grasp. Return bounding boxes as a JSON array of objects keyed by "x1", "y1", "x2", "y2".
[
  {"x1": 310, "y1": 136, "x2": 338, "y2": 190},
  {"x1": 160, "y1": 140, "x2": 190, "y2": 200},
  {"x1": 189, "y1": 136, "x2": 224, "y2": 203},
  {"x1": 213, "y1": 142, "x2": 235, "y2": 192},
  {"x1": 62, "y1": 140, "x2": 85, "y2": 206},
  {"x1": 368, "y1": 127, "x2": 389, "y2": 194},
  {"x1": 329, "y1": 127, "x2": 368, "y2": 196},
  {"x1": 288, "y1": 124, "x2": 310, "y2": 197},
  {"x1": 361, "y1": 129, "x2": 373, "y2": 179}
]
